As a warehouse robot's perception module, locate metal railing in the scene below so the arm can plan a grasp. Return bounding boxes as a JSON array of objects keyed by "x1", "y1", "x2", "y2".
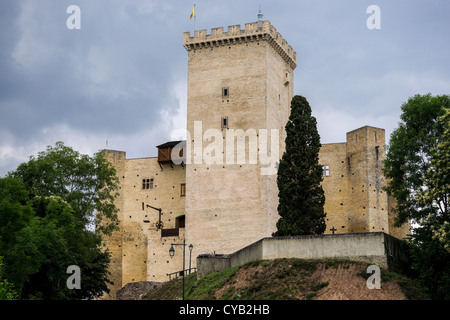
[{"x1": 167, "y1": 268, "x2": 197, "y2": 281}]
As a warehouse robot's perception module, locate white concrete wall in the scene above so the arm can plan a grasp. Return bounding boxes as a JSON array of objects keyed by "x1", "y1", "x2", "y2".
[
  {"x1": 196, "y1": 233, "x2": 403, "y2": 278},
  {"x1": 262, "y1": 233, "x2": 386, "y2": 260}
]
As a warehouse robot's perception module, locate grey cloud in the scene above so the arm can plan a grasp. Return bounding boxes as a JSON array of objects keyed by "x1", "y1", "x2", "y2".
[{"x1": 1, "y1": 0, "x2": 449, "y2": 175}]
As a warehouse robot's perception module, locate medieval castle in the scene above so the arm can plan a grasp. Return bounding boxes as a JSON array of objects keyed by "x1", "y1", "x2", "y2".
[{"x1": 100, "y1": 19, "x2": 410, "y2": 299}]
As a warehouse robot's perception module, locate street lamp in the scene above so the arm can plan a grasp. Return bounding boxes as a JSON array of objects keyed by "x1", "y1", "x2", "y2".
[
  {"x1": 169, "y1": 239, "x2": 193, "y2": 300},
  {"x1": 189, "y1": 244, "x2": 193, "y2": 275}
]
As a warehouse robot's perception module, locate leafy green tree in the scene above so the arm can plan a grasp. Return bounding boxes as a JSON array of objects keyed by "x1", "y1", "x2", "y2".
[
  {"x1": 12, "y1": 141, "x2": 119, "y2": 236},
  {"x1": 274, "y1": 95, "x2": 326, "y2": 236},
  {"x1": 0, "y1": 256, "x2": 18, "y2": 300},
  {"x1": 418, "y1": 108, "x2": 450, "y2": 251},
  {"x1": 0, "y1": 142, "x2": 120, "y2": 299},
  {"x1": 384, "y1": 93, "x2": 450, "y2": 299},
  {"x1": 384, "y1": 94, "x2": 449, "y2": 226},
  {"x1": 0, "y1": 176, "x2": 39, "y2": 293}
]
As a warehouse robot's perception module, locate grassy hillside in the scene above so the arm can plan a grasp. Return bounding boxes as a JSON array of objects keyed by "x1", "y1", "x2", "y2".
[{"x1": 142, "y1": 258, "x2": 429, "y2": 300}]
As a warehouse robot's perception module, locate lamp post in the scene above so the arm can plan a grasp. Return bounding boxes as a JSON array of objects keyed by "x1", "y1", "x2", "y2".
[
  {"x1": 169, "y1": 239, "x2": 193, "y2": 300},
  {"x1": 189, "y1": 244, "x2": 193, "y2": 275}
]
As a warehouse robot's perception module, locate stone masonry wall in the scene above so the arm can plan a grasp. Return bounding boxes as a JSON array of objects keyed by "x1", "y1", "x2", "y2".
[
  {"x1": 101, "y1": 151, "x2": 186, "y2": 299},
  {"x1": 184, "y1": 21, "x2": 296, "y2": 258}
]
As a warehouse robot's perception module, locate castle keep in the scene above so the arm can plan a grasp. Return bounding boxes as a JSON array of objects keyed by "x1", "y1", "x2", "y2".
[{"x1": 100, "y1": 20, "x2": 409, "y2": 299}]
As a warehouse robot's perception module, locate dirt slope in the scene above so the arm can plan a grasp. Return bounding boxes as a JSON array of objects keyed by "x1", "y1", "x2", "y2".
[
  {"x1": 141, "y1": 258, "x2": 427, "y2": 300},
  {"x1": 312, "y1": 263, "x2": 406, "y2": 300},
  {"x1": 212, "y1": 259, "x2": 407, "y2": 300}
]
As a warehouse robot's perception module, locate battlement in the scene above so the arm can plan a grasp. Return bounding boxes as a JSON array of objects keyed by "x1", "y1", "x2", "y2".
[{"x1": 183, "y1": 20, "x2": 297, "y2": 69}]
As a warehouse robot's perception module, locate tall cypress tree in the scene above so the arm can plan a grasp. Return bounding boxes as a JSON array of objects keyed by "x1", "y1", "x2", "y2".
[{"x1": 274, "y1": 95, "x2": 326, "y2": 236}]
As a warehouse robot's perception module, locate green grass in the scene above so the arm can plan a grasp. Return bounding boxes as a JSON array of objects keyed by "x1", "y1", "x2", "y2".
[{"x1": 186, "y1": 266, "x2": 240, "y2": 300}]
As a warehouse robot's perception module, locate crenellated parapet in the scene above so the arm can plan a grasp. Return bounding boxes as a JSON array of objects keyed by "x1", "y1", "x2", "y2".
[{"x1": 183, "y1": 20, "x2": 297, "y2": 69}]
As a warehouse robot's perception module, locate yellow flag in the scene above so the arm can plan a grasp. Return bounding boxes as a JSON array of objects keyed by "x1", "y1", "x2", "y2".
[{"x1": 190, "y1": 6, "x2": 195, "y2": 20}]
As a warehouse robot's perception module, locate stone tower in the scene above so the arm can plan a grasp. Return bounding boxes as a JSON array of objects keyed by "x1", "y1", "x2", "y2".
[
  {"x1": 345, "y1": 126, "x2": 390, "y2": 233},
  {"x1": 319, "y1": 126, "x2": 409, "y2": 238},
  {"x1": 183, "y1": 20, "x2": 297, "y2": 255}
]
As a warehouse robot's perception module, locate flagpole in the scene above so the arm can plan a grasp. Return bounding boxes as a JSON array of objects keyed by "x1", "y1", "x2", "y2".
[{"x1": 193, "y1": 4, "x2": 196, "y2": 33}]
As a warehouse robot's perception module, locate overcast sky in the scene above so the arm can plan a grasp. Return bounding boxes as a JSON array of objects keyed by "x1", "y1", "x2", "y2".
[{"x1": 1, "y1": 0, "x2": 449, "y2": 175}]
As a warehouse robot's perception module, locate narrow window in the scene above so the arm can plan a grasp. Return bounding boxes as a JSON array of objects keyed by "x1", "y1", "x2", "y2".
[
  {"x1": 180, "y1": 183, "x2": 186, "y2": 196},
  {"x1": 284, "y1": 70, "x2": 290, "y2": 85},
  {"x1": 142, "y1": 179, "x2": 154, "y2": 190},
  {"x1": 221, "y1": 116, "x2": 228, "y2": 129},
  {"x1": 374, "y1": 131, "x2": 378, "y2": 142},
  {"x1": 322, "y1": 165, "x2": 330, "y2": 177},
  {"x1": 375, "y1": 146, "x2": 379, "y2": 160},
  {"x1": 176, "y1": 215, "x2": 186, "y2": 229},
  {"x1": 222, "y1": 87, "x2": 229, "y2": 98}
]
